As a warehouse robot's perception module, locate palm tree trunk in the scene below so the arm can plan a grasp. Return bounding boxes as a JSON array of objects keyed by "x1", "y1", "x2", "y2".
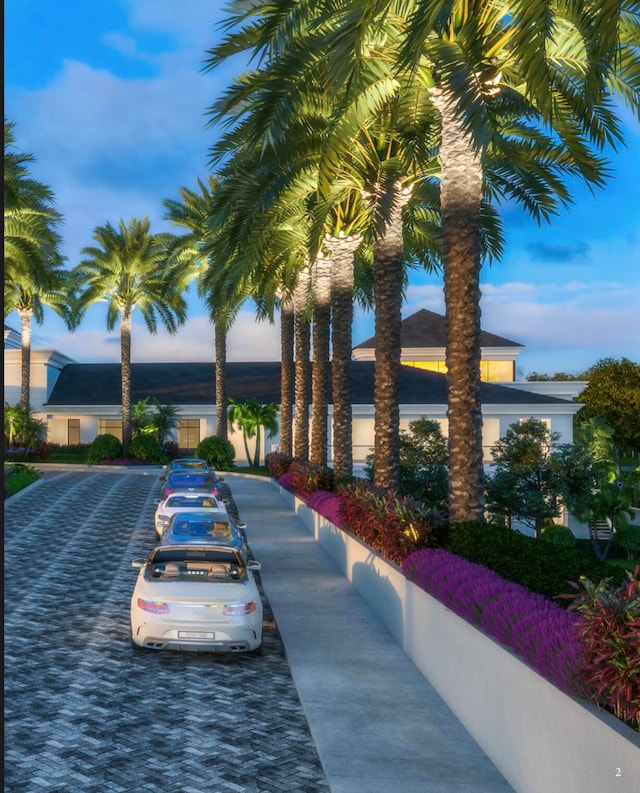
[
  {"x1": 215, "y1": 322, "x2": 228, "y2": 439},
  {"x1": 121, "y1": 311, "x2": 133, "y2": 457},
  {"x1": 294, "y1": 267, "x2": 311, "y2": 461},
  {"x1": 372, "y1": 193, "x2": 407, "y2": 493},
  {"x1": 432, "y1": 85, "x2": 485, "y2": 523},
  {"x1": 19, "y1": 308, "x2": 32, "y2": 413},
  {"x1": 327, "y1": 235, "x2": 359, "y2": 480},
  {"x1": 280, "y1": 296, "x2": 295, "y2": 457},
  {"x1": 253, "y1": 425, "x2": 262, "y2": 468},
  {"x1": 311, "y1": 256, "x2": 332, "y2": 466}
]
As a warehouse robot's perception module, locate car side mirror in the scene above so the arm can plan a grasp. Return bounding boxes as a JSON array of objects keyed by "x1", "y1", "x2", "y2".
[
  {"x1": 247, "y1": 560, "x2": 261, "y2": 571},
  {"x1": 131, "y1": 559, "x2": 144, "y2": 569},
  {"x1": 236, "y1": 521, "x2": 247, "y2": 530},
  {"x1": 217, "y1": 476, "x2": 225, "y2": 483}
]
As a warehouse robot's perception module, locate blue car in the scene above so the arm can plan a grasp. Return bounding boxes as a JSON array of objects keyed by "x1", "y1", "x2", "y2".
[
  {"x1": 159, "y1": 469, "x2": 222, "y2": 499},
  {"x1": 159, "y1": 510, "x2": 248, "y2": 562}
]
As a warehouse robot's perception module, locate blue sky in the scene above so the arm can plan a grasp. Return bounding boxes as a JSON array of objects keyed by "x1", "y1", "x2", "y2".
[{"x1": 5, "y1": 0, "x2": 640, "y2": 378}]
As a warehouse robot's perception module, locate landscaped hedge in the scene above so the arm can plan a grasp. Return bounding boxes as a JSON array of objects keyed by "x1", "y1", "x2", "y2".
[
  {"x1": 447, "y1": 521, "x2": 627, "y2": 603},
  {"x1": 403, "y1": 548, "x2": 585, "y2": 696}
]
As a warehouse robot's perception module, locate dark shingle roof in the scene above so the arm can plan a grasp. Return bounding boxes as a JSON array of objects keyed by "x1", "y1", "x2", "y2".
[
  {"x1": 354, "y1": 308, "x2": 522, "y2": 350},
  {"x1": 46, "y1": 361, "x2": 569, "y2": 407}
]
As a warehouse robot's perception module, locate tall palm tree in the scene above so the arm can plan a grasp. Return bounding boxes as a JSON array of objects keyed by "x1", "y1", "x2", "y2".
[
  {"x1": 262, "y1": 0, "x2": 638, "y2": 523},
  {"x1": 4, "y1": 119, "x2": 68, "y2": 410},
  {"x1": 4, "y1": 257, "x2": 71, "y2": 411},
  {"x1": 4, "y1": 119, "x2": 64, "y2": 292},
  {"x1": 69, "y1": 218, "x2": 191, "y2": 455},
  {"x1": 163, "y1": 176, "x2": 239, "y2": 440}
]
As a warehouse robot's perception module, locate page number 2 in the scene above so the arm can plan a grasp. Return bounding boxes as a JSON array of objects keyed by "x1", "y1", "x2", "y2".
[{"x1": 615, "y1": 768, "x2": 621, "y2": 777}]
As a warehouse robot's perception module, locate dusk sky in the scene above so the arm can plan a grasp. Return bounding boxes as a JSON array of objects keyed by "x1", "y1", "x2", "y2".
[{"x1": 5, "y1": 0, "x2": 640, "y2": 378}]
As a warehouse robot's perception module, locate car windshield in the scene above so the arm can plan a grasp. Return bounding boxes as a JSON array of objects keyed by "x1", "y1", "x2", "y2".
[
  {"x1": 169, "y1": 516, "x2": 232, "y2": 540},
  {"x1": 146, "y1": 548, "x2": 245, "y2": 582},
  {"x1": 165, "y1": 495, "x2": 217, "y2": 508},
  {"x1": 167, "y1": 472, "x2": 212, "y2": 485},
  {"x1": 171, "y1": 460, "x2": 207, "y2": 471}
]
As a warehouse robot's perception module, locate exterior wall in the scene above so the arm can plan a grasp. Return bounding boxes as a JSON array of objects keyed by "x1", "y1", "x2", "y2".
[{"x1": 280, "y1": 484, "x2": 640, "y2": 793}]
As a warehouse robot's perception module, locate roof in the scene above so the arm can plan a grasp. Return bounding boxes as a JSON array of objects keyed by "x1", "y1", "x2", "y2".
[
  {"x1": 46, "y1": 361, "x2": 571, "y2": 407},
  {"x1": 353, "y1": 308, "x2": 523, "y2": 350}
]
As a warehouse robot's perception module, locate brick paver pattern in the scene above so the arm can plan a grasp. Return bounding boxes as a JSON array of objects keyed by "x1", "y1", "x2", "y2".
[{"x1": 4, "y1": 470, "x2": 330, "y2": 793}]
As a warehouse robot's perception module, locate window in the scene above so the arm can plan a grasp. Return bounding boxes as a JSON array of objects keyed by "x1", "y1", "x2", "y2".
[
  {"x1": 479, "y1": 360, "x2": 515, "y2": 383},
  {"x1": 98, "y1": 419, "x2": 123, "y2": 441},
  {"x1": 178, "y1": 419, "x2": 200, "y2": 449},
  {"x1": 67, "y1": 419, "x2": 80, "y2": 445}
]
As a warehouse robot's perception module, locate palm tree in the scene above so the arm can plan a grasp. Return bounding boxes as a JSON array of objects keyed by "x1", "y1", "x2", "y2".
[
  {"x1": 69, "y1": 218, "x2": 191, "y2": 455},
  {"x1": 4, "y1": 258, "x2": 72, "y2": 411},
  {"x1": 248, "y1": 0, "x2": 638, "y2": 523},
  {"x1": 4, "y1": 119, "x2": 64, "y2": 291},
  {"x1": 4, "y1": 119, "x2": 68, "y2": 411},
  {"x1": 163, "y1": 176, "x2": 240, "y2": 441},
  {"x1": 228, "y1": 398, "x2": 279, "y2": 467}
]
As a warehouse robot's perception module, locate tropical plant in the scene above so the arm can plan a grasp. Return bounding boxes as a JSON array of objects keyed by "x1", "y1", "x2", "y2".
[
  {"x1": 164, "y1": 176, "x2": 242, "y2": 441},
  {"x1": 4, "y1": 463, "x2": 42, "y2": 497},
  {"x1": 69, "y1": 218, "x2": 192, "y2": 456},
  {"x1": 265, "y1": 451, "x2": 294, "y2": 479},
  {"x1": 3, "y1": 402, "x2": 46, "y2": 448},
  {"x1": 227, "y1": 398, "x2": 279, "y2": 467},
  {"x1": 4, "y1": 120, "x2": 69, "y2": 410},
  {"x1": 565, "y1": 568, "x2": 640, "y2": 730},
  {"x1": 287, "y1": 460, "x2": 335, "y2": 499},
  {"x1": 3, "y1": 119, "x2": 64, "y2": 292},
  {"x1": 195, "y1": 435, "x2": 236, "y2": 471},
  {"x1": 131, "y1": 397, "x2": 180, "y2": 445}
]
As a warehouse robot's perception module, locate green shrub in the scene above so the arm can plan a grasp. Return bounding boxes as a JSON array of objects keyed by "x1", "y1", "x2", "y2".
[
  {"x1": 447, "y1": 521, "x2": 626, "y2": 603},
  {"x1": 128, "y1": 434, "x2": 167, "y2": 465},
  {"x1": 5, "y1": 463, "x2": 42, "y2": 496},
  {"x1": 87, "y1": 434, "x2": 123, "y2": 465},
  {"x1": 613, "y1": 524, "x2": 640, "y2": 560},
  {"x1": 196, "y1": 436, "x2": 236, "y2": 471},
  {"x1": 541, "y1": 523, "x2": 577, "y2": 548}
]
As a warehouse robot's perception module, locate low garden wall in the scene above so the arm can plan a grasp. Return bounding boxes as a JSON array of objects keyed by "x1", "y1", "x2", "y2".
[{"x1": 274, "y1": 481, "x2": 640, "y2": 793}]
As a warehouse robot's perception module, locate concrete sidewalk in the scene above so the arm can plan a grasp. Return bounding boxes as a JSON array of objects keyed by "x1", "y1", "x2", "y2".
[{"x1": 228, "y1": 473, "x2": 513, "y2": 793}]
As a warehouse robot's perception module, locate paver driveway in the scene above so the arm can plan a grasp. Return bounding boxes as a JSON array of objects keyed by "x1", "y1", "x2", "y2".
[{"x1": 4, "y1": 469, "x2": 330, "y2": 793}]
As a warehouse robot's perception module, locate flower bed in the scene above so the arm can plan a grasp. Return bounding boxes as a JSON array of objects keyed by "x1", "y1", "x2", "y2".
[{"x1": 275, "y1": 479, "x2": 640, "y2": 793}]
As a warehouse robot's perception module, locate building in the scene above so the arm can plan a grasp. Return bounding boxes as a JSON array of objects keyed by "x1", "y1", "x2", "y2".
[{"x1": 4, "y1": 311, "x2": 583, "y2": 466}]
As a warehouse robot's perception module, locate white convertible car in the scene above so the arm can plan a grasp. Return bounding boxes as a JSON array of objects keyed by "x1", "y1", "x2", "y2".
[
  {"x1": 130, "y1": 545, "x2": 263, "y2": 654},
  {"x1": 153, "y1": 491, "x2": 233, "y2": 538}
]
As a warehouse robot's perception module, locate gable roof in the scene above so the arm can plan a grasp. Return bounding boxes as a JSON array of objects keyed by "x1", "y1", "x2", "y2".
[
  {"x1": 353, "y1": 308, "x2": 523, "y2": 350},
  {"x1": 46, "y1": 361, "x2": 571, "y2": 408}
]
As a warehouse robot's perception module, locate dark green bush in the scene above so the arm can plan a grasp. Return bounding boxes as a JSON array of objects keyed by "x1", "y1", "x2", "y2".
[
  {"x1": 541, "y1": 523, "x2": 577, "y2": 548},
  {"x1": 613, "y1": 524, "x2": 640, "y2": 559},
  {"x1": 196, "y1": 436, "x2": 235, "y2": 470},
  {"x1": 87, "y1": 434, "x2": 123, "y2": 465},
  {"x1": 128, "y1": 434, "x2": 167, "y2": 464},
  {"x1": 447, "y1": 521, "x2": 626, "y2": 604},
  {"x1": 5, "y1": 463, "x2": 42, "y2": 496}
]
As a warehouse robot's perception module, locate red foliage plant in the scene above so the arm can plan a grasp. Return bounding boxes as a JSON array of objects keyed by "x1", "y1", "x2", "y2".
[
  {"x1": 565, "y1": 566, "x2": 640, "y2": 730},
  {"x1": 287, "y1": 460, "x2": 334, "y2": 498},
  {"x1": 266, "y1": 452, "x2": 294, "y2": 479}
]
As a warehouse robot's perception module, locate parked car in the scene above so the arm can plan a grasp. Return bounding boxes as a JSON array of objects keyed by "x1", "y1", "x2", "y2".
[
  {"x1": 162, "y1": 458, "x2": 211, "y2": 476},
  {"x1": 154, "y1": 492, "x2": 230, "y2": 538},
  {"x1": 130, "y1": 545, "x2": 263, "y2": 653},
  {"x1": 159, "y1": 469, "x2": 222, "y2": 500},
  {"x1": 159, "y1": 510, "x2": 248, "y2": 562}
]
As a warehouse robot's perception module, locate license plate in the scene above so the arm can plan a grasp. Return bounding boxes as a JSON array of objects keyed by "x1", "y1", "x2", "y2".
[{"x1": 178, "y1": 631, "x2": 214, "y2": 639}]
